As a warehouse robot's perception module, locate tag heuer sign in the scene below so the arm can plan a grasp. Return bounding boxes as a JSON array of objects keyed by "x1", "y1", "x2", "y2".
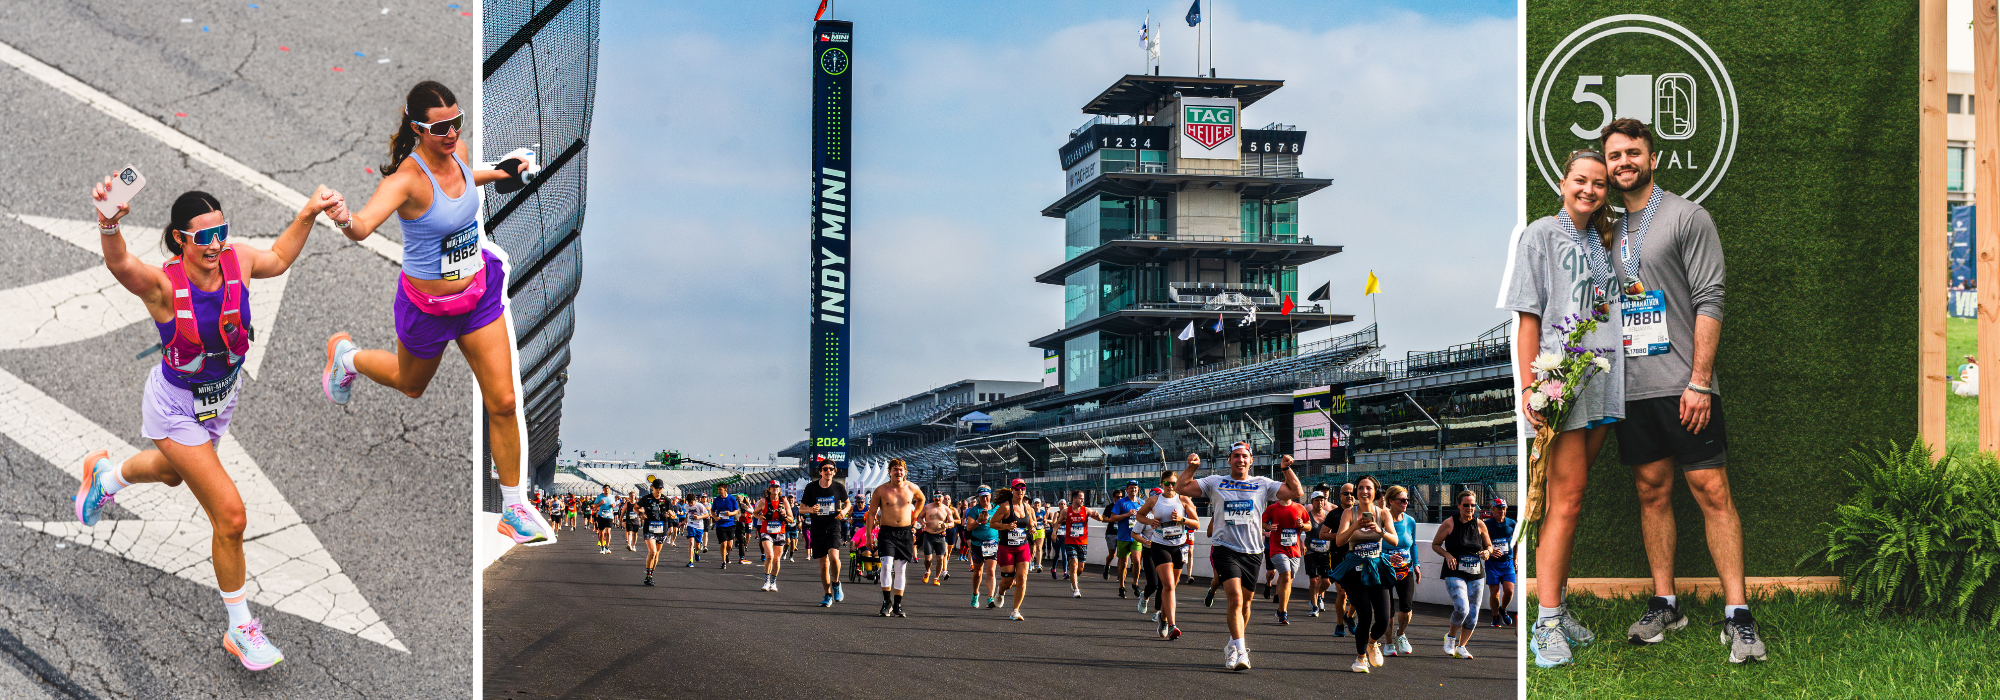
[
  {"x1": 1528, "y1": 15, "x2": 1738, "y2": 203},
  {"x1": 1178, "y1": 97, "x2": 1240, "y2": 155}
]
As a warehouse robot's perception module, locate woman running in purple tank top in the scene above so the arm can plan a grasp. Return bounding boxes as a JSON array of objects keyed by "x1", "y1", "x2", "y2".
[
  {"x1": 316, "y1": 81, "x2": 554, "y2": 547},
  {"x1": 77, "y1": 181, "x2": 341, "y2": 671}
]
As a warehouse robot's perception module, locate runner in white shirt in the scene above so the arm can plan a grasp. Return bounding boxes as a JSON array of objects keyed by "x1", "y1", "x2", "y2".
[{"x1": 1176, "y1": 441, "x2": 1304, "y2": 671}]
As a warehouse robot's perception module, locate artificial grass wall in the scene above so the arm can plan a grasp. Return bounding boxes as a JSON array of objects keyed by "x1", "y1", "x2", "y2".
[{"x1": 1523, "y1": 3, "x2": 1919, "y2": 578}]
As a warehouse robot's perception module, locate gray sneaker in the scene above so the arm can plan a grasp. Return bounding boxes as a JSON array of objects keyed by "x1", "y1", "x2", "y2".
[
  {"x1": 1532, "y1": 616, "x2": 1574, "y2": 668},
  {"x1": 1719, "y1": 609, "x2": 1767, "y2": 663},
  {"x1": 1555, "y1": 608, "x2": 1596, "y2": 647},
  {"x1": 1627, "y1": 596, "x2": 1688, "y2": 644}
]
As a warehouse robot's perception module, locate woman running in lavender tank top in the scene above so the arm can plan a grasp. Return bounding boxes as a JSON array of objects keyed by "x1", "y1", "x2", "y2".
[
  {"x1": 76, "y1": 182, "x2": 341, "y2": 671},
  {"x1": 316, "y1": 81, "x2": 553, "y2": 547}
]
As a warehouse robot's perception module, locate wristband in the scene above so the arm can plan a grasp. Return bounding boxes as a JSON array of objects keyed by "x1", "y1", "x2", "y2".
[
  {"x1": 1686, "y1": 382, "x2": 1718, "y2": 395},
  {"x1": 99, "y1": 222, "x2": 120, "y2": 236},
  {"x1": 335, "y1": 217, "x2": 352, "y2": 229}
]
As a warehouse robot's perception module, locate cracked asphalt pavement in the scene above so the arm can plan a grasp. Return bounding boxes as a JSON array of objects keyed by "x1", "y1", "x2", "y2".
[{"x1": 0, "y1": 2, "x2": 477, "y2": 697}]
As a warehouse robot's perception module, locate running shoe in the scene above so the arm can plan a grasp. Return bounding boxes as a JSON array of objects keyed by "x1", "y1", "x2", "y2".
[
  {"x1": 497, "y1": 503, "x2": 554, "y2": 546},
  {"x1": 1119, "y1": 586, "x2": 1127, "y2": 599},
  {"x1": 1396, "y1": 635, "x2": 1412, "y2": 655},
  {"x1": 1370, "y1": 642, "x2": 1385, "y2": 667},
  {"x1": 1443, "y1": 633, "x2": 1456, "y2": 655},
  {"x1": 740, "y1": 558, "x2": 752, "y2": 565},
  {"x1": 1131, "y1": 583, "x2": 1143, "y2": 599},
  {"x1": 1222, "y1": 646, "x2": 1238, "y2": 670},
  {"x1": 1554, "y1": 607, "x2": 1597, "y2": 647},
  {"x1": 971, "y1": 594, "x2": 982, "y2": 608},
  {"x1": 222, "y1": 619, "x2": 283, "y2": 671},
  {"x1": 321, "y1": 333, "x2": 358, "y2": 405},
  {"x1": 1235, "y1": 648, "x2": 1252, "y2": 671},
  {"x1": 880, "y1": 601, "x2": 893, "y2": 617},
  {"x1": 686, "y1": 562, "x2": 694, "y2": 567},
  {"x1": 931, "y1": 578, "x2": 942, "y2": 587},
  {"x1": 1533, "y1": 615, "x2": 1575, "y2": 668},
  {"x1": 1158, "y1": 619, "x2": 1169, "y2": 638},
  {"x1": 998, "y1": 593, "x2": 1009, "y2": 609},
  {"x1": 1009, "y1": 609, "x2": 1024, "y2": 621},
  {"x1": 643, "y1": 577, "x2": 654, "y2": 586},
  {"x1": 74, "y1": 450, "x2": 115, "y2": 527},
  {"x1": 922, "y1": 573, "x2": 932, "y2": 584},
  {"x1": 1204, "y1": 588, "x2": 1217, "y2": 608},
  {"x1": 894, "y1": 607, "x2": 907, "y2": 618},
  {"x1": 1276, "y1": 611, "x2": 1289, "y2": 625},
  {"x1": 1334, "y1": 623, "x2": 1346, "y2": 638},
  {"x1": 1349, "y1": 657, "x2": 1369, "y2": 673},
  {"x1": 821, "y1": 595, "x2": 833, "y2": 607},
  {"x1": 1168, "y1": 625, "x2": 1181, "y2": 640},
  {"x1": 1719, "y1": 609, "x2": 1767, "y2": 663},
  {"x1": 1138, "y1": 597, "x2": 1149, "y2": 614},
  {"x1": 834, "y1": 583, "x2": 844, "y2": 602},
  {"x1": 1072, "y1": 589, "x2": 1081, "y2": 598},
  {"x1": 1627, "y1": 596, "x2": 1688, "y2": 644},
  {"x1": 941, "y1": 573, "x2": 950, "y2": 582},
  {"x1": 1455, "y1": 645, "x2": 1475, "y2": 659}
]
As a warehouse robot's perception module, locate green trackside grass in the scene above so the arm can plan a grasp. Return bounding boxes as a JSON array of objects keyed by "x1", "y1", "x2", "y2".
[
  {"x1": 1948, "y1": 317, "x2": 1978, "y2": 457},
  {"x1": 1526, "y1": 590, "x2": 2000, "y2": 699}
]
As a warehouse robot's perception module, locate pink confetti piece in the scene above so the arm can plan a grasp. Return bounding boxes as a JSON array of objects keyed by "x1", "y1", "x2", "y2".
[{"x1": 332, "y1": 67, "x2": 344, "y2": 72}]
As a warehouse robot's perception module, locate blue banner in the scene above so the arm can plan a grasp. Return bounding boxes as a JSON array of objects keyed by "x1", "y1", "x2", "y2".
[
  {"x1": 811, "y1": 21, "x2": 853, "y2": 476},
  {"x1": 1951, "y1": 204, "x2": 1975, "y2": 292}
]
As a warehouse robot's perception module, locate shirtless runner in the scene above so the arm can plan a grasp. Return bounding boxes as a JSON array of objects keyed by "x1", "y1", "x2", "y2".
[
  {"x1": 866, "y1": 459, "x2": 926, "y2": 617},
  {"x1": 919, "y1": 494, "x2": 955, "y2": 585}
]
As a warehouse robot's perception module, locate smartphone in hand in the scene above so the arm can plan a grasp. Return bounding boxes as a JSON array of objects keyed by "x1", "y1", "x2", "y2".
[{"x1": 95, "y1": 165, "x2": 146, "y2": 219}]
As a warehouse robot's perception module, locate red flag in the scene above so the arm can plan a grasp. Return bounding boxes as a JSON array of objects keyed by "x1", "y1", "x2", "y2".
[
  {"x1": 1281, "y1": 295, "x2": 1295, "y2": 315},
  {"x1": 814, "y1": 0, "x2": 828, "y2": 20}
]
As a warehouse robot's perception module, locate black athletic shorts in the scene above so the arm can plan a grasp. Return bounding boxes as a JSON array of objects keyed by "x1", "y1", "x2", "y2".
[
  {"x1": 1616, "y1": 395, "x2": 1728, "y2": 471},
  {"x1": 1303, "y1": 549, "x2": 1335, "y2": 578},
  {"x1": 594, "y1": 516, "x2": 613, "y2": 530},
  {"x1": 917, "y1": 531, "x2": 948, "y2": 557},
  {"x1": 1142, "y1": 541, "x2": 1185, "y2": 570},
  {"x1": 806, "y1": 526, "x2": 841, "y2": 559},
  {"x1": 878, "y1": 525, "x2": 916, "y2": 562},
  {"x1": 1211, "y1": 547, "x2": 1263, "y2": 583},
  {"x1": 715, "y1": 523, "x2": 738, "y2": 541}
]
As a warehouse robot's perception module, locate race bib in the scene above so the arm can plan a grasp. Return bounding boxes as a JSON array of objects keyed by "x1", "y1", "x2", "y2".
[
  {"x1": 439, "y1": 221, "x2": 482, "y2": 281},
  {"x1": 1068, "y1": 523, "x2": 1085, "y2": 537},
  {"x1": 1004, "y1": 529, "x2": 1027, "y2": 546},
  {"x1": 1158, "y1": 525, "x2": 1186, "y2": 545},
  {"x1": 817, "y1": 497, "x2": 836, "y2": 515},
  {"x1": 1278, "y1": 529, "x2": 1299, "y2": 547},
  {"x1": 1223, "y1": 500, "x2": 1254, "y2": 525},
  {"x1": 190, "y1": 369, "x2": 240, "y2": 423},
  {"x1": 765, "y1": 521, "x2": 784, "y2": 534},
  {"x1": 648, "y1": 521, "x2": 664, "y2": 534},
  {"x1": 980, "y1": 540, "x2": 998, "y2": 557},
  {"x1": 1492, "y1": 537, "x2": 1511, "y2": 559},
  {"x1": 1458, "y1": 555, "x2": 1484, "y2": 577},
  {"x1": 1622, "y1": 289, "x2": 1671, "y2": 357},
  {"x1": 1308, "y1": 539, "x2": 1332, "y2": 553},
  {"x1": 1351, "y1": 541, "x2": 1382, "y2": 558}
]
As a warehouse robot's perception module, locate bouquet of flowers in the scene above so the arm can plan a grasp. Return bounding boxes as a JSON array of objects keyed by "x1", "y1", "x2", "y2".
[{"x1": 1523, "y1": 313, "x2": 1615, "y2": 528}]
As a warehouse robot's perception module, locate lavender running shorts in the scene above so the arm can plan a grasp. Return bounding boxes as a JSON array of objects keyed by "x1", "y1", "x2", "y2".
[
  {"x1": 141, "y1": 364, "x2": 236, "y2": 447},
  {"x1": 394, "y1": 249, "x2": 508, "y2": 360}
]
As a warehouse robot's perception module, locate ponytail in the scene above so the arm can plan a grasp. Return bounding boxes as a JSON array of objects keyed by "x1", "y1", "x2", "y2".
[
  {"x1": 382, "y1": 81, "x2": 458, "y2": 176},
  {"x1": 161, "y1": 191, "x2": 223, "y2": 257}
]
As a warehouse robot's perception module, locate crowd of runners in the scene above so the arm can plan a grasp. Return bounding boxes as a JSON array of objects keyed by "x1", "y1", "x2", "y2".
[{"x1": 534, "y1": 443, "x2": 1518, "y2": 673}]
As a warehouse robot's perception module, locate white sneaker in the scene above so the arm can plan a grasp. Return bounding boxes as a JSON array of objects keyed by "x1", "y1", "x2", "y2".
[
  {"x1": 223, "y1": 619, "x2": 284, "y2": 671},
  {"x1": 1235, "y1": 648, "x2": 1252, "y2": 670},
  {"x1": 1072, "y1": 589, "x2": 1082, "y2": 598},
  {"x1": 999, "y1": 593, "x2": 1009, "y2": 608},
  {"x1": 1369, "y1": 642, "x2": 1385, "y2": 667},
  {"x1": 1444, "y1": 634, "x2": 1457, "y2": 655},
  {"x1": 1455, "y1": 645, "x2": 1475, "y2": 659},
  {"x1": 1396, "y1": 635, "x2": 1412, "y2": 655},
  {"x1": 1009, "y1": 609, "x2": 1024, "y2": 621},
  {"x1": 1350, "y1": 657, "x2": 1370, "y2": 673},
  {"x1": 1138, "y1": 598, "x2": 1150, "y2": 614},
  {"x1": 1222, "y1": 646, "x2": 1238, "y2": 670}
]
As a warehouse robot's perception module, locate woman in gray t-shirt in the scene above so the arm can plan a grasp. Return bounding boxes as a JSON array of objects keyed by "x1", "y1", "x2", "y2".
[{"x1": 1499, "y1": 149, "x2": 1623, "y2": 661}]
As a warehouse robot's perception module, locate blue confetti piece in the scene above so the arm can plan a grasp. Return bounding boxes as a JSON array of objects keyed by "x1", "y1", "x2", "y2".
[
  {"x1": 202, "y1": 26, "x2": 210, "y2": 32},
  {"x1": 248, "y1": 3, "x2": 258, "y2": 8},
  {"x1": 354, "y1": 52, "x2": 365, "y2": 57},
  {"x1": 448, "y1": 3, "x2": 459, "y2": 8}
]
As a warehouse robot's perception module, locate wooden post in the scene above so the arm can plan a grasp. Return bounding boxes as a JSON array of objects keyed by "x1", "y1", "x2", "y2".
[
  {"x1": 1982, "y1": 0, "x2": 2000, "y2": 453},
  {"x1": 1923, "y1": 0, "x2": 1948, "y2": 454}
]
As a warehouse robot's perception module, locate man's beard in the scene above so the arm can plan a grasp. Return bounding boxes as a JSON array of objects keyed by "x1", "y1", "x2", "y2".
[{"x1": 1613, "y1": 166, "x2": 1653, "y2": 193}]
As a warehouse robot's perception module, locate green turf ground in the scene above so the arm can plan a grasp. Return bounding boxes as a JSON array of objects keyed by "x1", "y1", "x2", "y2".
[
  {"x1": 1947, "y1": 317, "x2": 1979, "y2": 457},
  {"x1": 1527, "y1": 591, "x2": 2000, "y2": 699}
]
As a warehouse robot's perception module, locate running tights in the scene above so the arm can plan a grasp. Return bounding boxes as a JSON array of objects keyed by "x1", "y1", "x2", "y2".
[
  {"x1": 1337, "y1": 578, "x2": 1391, "y2": 655},
  {"x1": 879, "y1": 555, "x2": 908, "y2": 592},
  {"x1": 1445, "y1": 577, "x2": 1481, "y2": 629},
  {"x1": 1389, "y1": 572, "x2": 1416, "y2": 614}
]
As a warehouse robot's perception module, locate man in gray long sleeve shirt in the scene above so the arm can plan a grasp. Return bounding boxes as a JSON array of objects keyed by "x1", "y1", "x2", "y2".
[{"x1": 1599, "y1": 118, "x2": 1765, "y2": 664}]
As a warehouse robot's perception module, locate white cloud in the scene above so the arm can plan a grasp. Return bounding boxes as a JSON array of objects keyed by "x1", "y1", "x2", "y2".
[{"x1": 563, "y1": 6, "x2": 1516, "y2": 455}]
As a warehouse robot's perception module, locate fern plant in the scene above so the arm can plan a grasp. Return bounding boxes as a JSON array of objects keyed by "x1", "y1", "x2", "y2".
[{"x1": 1801, "y1": 441, "x2": 2000, "y2": 629}]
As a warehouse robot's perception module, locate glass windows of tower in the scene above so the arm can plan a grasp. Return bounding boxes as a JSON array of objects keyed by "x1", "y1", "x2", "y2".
[
  {"x1": 1348, "y1": 379, "x2": 1515, "y2": 453},
  {"x1": 1067, "y1": 263, "x2": 1169, "y2": 326},
  {"x1": 1063, "y1": 330, "x2": 1175, "y2": 393},
  {"x1": 1241, "y1": 265, "x2": 1299, "y2": 299},
  {"x1": 1239, "y1": 198, "x2": 1300, "y2": 243},
  {"x1": 1065, "y1": 195, "x2": 1167, "y2": 259},
  {"x1": 1098, "y1": 149, "x2": 1169, "y2": 175},
  {"x1": 1063, "y1": 333, "x2": 1101, "y2": 393}
]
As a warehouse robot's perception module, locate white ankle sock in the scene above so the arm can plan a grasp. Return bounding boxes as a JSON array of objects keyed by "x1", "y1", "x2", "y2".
[
  {"x1": 1662, "y1": 594, "x2": 1678, "y2": 607},
  {"x1": 1538, "y1": 605, "x2": 1564, "y2": 619},
  {"x1": 1725, "y1": 604, "x2": 1748, "y2": 618},
  {"x1": 100, "y1": 460, "x2": 131, "y2": 496},
  {"x1": 500, "y1": 484, "x2": 526, "y2": 509},
  {"x1": 337, "y1": 344, "x2": 357, "y2": 374},
  {"x1": 219, "y1": 587, "x2": 252, "y2": 627}
]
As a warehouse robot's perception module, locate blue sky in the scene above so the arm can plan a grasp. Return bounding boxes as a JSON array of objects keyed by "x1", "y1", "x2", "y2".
[{"x1": 560, "y1": 0, "x2": 1518, "y2": 460}]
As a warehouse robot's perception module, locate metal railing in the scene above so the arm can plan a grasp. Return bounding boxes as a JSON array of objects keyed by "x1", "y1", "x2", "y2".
[
  {"x1": 851, "y1": 396, "x2": 975, "y2": 436},
  {"x1": 1128, "y1": 324, "x2": 1378, "y2": 384},
  {"x1": 1099, "y1": 162, "x2": 1307, "y2": 179},
  {"x1": 1098, "y1": 231, "x2": 1314, "y2": 246}
]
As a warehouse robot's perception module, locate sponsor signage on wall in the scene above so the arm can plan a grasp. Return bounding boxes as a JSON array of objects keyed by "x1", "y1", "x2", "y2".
[
  {"x1": 1043, "y1": 352, "x2": 1060, "y2": 388},
  {"x1": 1177, "y1": 97, "x2": 1240, "y2": 159},
  {"x1": 1291, "y1": 385, "x2": 1346, "y2": 461},
  {"x1": 810, "y1": 20, "x2": 852, "y2": 474}
]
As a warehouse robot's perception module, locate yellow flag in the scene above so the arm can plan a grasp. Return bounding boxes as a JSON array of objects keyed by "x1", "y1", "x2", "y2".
[{"x1": 1363, "y1": 270, "x2": 1380, "y2": 296}]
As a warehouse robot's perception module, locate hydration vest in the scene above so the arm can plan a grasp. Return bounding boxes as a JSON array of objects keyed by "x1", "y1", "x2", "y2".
[{"x1": 161, "y1": 247, "x2": 250, "y2": 376}]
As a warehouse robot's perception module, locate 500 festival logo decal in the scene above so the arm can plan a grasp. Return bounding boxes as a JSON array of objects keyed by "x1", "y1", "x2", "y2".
[{"x1": 1529, "y1": 15, "x2": 1739, "y2": 203}]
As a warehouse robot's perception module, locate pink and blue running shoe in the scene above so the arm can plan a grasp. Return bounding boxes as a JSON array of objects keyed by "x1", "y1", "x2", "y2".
[
  {"x1": 499, "y1": 503, "x2": 556, "y2": 546},
  {"x1": 74, "y1": 450, "x2": 114, "y2": 526},
  {"x1": 322, "y1": 333, "x2": 358, "y2": 405},
  {"x1": 223, "y1": 618, "x2": 284, "y2": 671}
]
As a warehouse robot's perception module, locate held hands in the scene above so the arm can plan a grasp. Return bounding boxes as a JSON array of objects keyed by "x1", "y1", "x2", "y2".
[
  {"x1": 304, "y1": 186, "x2": 343, "y2": 218},
  {"x1": 91, "y1": 174, "x2": 129, "y2": 226},
  {"x1": 1519, "y1": 390, "x2": 1545, "y2": 429}
]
